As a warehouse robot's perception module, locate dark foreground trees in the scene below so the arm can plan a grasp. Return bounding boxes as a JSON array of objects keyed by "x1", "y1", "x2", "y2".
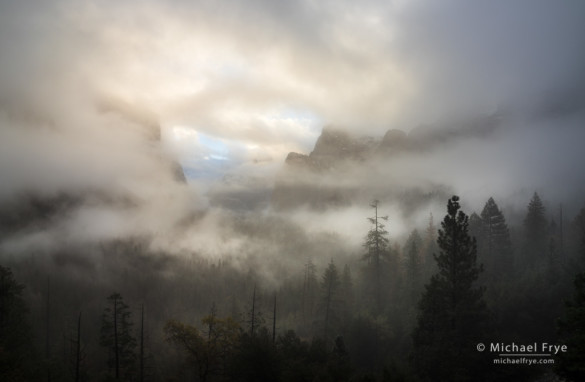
[
  {"x1": 556, "y1": 272, "x2": 585, "y2": 381},
  {"x1": 5, "y1": 192, "x2": 585, "y2": 381},
  {"x1": 100, "y1": 293, "x2": 137, "y2": 380},
  {"x1": 412, "y1": 196, "x2": 490, "y2": 382},
  {"x1": 165, "y1": 313, "x2": 353, "y2": 382},
  {"x1": 165, "y1": 314, "x2": 240, "y2": 382},
  {"x1": 0, "y1": 265, "x2": 38, "y2": 380},
  {"x1": 319, "y1": 260, "x2": 341, "y2": 342}
]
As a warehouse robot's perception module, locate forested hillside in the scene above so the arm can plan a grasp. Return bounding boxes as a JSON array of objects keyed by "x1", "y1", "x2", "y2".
[{"x1": 2, "y1": 190, "x2": 585, "y2": 380}]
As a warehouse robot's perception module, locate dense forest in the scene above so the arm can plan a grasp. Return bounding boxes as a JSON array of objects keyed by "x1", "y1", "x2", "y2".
[{"x1": 2, "y1": 191, "x2": 585, "y2": 381}]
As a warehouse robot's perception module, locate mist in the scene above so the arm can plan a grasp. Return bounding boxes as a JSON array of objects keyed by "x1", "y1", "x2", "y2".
[
  {"x1": 2, "y1": 0, "x2": 585, "y2": 380},
  {"x1": 1, "y1": 0, "x2": 584, "y2": 303}
]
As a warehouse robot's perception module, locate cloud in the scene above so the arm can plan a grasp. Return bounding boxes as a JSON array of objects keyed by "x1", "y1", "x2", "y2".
[
  {"x1": 1, "y1": 0, "x2": 584, "y2": 274},
  {"x1": 3, "y1": 0, "x2": 585, "y2": 134},
  {"x1": 390, "y1": 1, "x2": 585, "y2": 123}
]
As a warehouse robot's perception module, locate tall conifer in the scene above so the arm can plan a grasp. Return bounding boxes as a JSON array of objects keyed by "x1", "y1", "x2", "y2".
[
  {"x1": 480, "y1": 197, "x2": 513, "y2": 277},
  {"x1": 412, "y1": 196, "x2": 489, "y2": 381},
  {"x1": 523, "y1": 192, "x2": 548, "y2": 262}
]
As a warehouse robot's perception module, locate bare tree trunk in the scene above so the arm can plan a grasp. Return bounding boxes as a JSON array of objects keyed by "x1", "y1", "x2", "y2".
[
  {"x1": 560, "y1": 204, "x2": 564, "y2": 258},
  {"x1": 75, "y1": 312, "x2": 81, "y2": 382},
  {"x1": 302, "y1": 263, "x2": 307, "y2": 325},
  {"x1": 208, "y1": 303, "x2": 217, "y2": 341},
  {"x1": 272, "y1": 293, "x2": 276, "y2": 344},
  {"x1": 324, "y1": 279, "x2": 332, "y2": 340},
  {"x1": 46, "y1": 277, "x2": 51, "y2": 382},
  {"x1": 140, "y1": 304, "x2": 144, "y2": 382},
  {"x1": 114, "y1": 296, "x2": 119, "y2": 379},
  {"x1": 374, "y1": 202, "x2": 381, "y2": 314},
  {"x1": 250, "y1": 285, "x2": 256, "y2": 336}
]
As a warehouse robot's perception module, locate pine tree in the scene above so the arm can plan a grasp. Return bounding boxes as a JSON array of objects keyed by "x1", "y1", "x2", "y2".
[
  {"x1": 479, "y1": 197, "x2": 513, "y2": 277},
  {"x1": 556, "y1": 272, "x2": 585, "y2": 381},
  {"x1": 548, "y1": 217, "x2": 561, "y2": 281},
  {"x1": 412, "y1": 196, "x2": 490, "y2": 382},
  {"x1": 468, "y1": 212, "x2": 484, "y2": 245},
  {"x1": 0, "y1": 265, "x2": 37, "y2": 380},
  {"x1": 340, "y1": 264, "x2": 354, "y2": 328},
  {"x1": 100, "y1": 293, "x2": 137, "y2": 380},
  {"x1": 140, "y1": 305, "x2": 144, "y2": 382},
  {"x1": 362, "y1": 200, "x2": 390, "y2": 313},
  {"x1": 320, "y1": 260, "x2": 341, "y2": 341},
  {"x1": 404, "y1": 229, "x2": 423, "y2": 300},
  {"x1": 46, "y1": 276, "x2": 52, "y2": 381},
  {"x1": 422, "y1": 212, "x2": 438, "y2": 279},
  {"x1": 75, "y1": 312, "x2": 82, "y2": 382},
  {"x1": 302, "y1": 259, "x2": 318, "y2": 327},
  {"x1": 572, "y1": 207, "x2": 585, "y2": 266},
  {"x1": 523, "y1": 192, "x2": 548, "y2": 263},
  {"x1": 272, "y1": 294, "x2": 277, "y2": 344}
]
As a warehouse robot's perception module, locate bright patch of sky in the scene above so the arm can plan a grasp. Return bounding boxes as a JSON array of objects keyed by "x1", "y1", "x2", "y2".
[
  {"x1": 166, "y1": 106, "x2": 321, "y2": 182},
  {"x1": 198, "y1": 134, "x2": 229, "y2": 161},
  {"x1": 164, "y1": 126, "x2": 234, "y2": 181}
]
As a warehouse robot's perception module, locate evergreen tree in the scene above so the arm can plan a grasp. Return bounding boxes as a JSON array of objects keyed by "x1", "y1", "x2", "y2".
[
  {"x1": 320, "y1": 260, "x2": 341, "y2": 341},
  {"x1": 404, "y1": 229, "x2": 423, "y2": 300},
  {"x1": 468, "y1": 212, "x2": 483, "y2": 241},
  {"x1": 523, "y1": 192, "x2": 548, "y2": 263},
  {"x1": 467, "y1": 212, "x2": 484, "y2": 256},
  {"x1": 412, "y1": 196, "x2": 490, "y2": 382},
  {"x1": 362, "y1": 200, "x2": 390, "y2": 313},
  {"x1": 0, "y1": 265, "x2": 37, "y2": 380},
  {"x1": 272, "y1": 294, "x2": 277, "y2": 344},
  {"x1": 548, "y1": 222, "x2": 560, "y2": 282},
  {"x1": 422, "y1": 212, "x2": 439, "y2": 279},
  {"x1": 340, "y1": 264, "x2": 354, "y2": 328},
  {"x1": 479, "y1": 197, "x2": 513, "y2": 278},
  {"x1": 100, "y1": 293, "x2": 137, "y2": 380},
  {"x1": 571, "y1": 207, "x2": 585, "y2": 266},
  {"x1": 556, "y1": 272, "x2": 585, "y2": 381},
  {"x1": 230, "y1": 327, "x2": 280, "y2": 382},
  {"x1": 302, "y1": 259, "x2": 318, "y2": 328},
  {"x1": 74, "y1": 312, "x2": 83, "y2": 382}
]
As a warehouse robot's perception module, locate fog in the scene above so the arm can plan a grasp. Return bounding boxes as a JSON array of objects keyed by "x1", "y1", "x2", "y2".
[
  {"x1": 1, "y1": 0, "x2": 585, "y2": 271},
  {"x1": 3, "y1": 1, "x2": 585, "y2": 379}
]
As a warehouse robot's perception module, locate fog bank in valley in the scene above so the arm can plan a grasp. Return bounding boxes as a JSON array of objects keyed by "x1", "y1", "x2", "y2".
[{"x1": 1, "y1": 0, "x2": 585, "y2": 283}]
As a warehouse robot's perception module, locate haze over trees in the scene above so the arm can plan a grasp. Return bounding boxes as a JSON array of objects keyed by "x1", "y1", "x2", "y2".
[
  {"x1": 524, "y1": 192, "x2": 549, "y2": 264},
  {"x1": 319, "y1": 260, "x2": 341, "y2": 341},
  {"x1": 2, "y1": 186, "x2": 585, "y2": 381},
  {"x1": 2, "y1": 1, "x2": 585, "y2": 380},
  {"x1": 362, "y1": 200, "x2": 390, "y2": 314},
  {"x1": 479, "y1": 197, "x2": 513, "y2": 278},
  {"x1": 1, "y1": 120, "x2": 584, "y2": 380}
]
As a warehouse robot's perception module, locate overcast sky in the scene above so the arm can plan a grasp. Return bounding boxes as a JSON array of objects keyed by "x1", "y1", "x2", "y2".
[
  {"x1": 2, "y1": 0, "x2": 585, "y2": 265},
  {"x1": 2, "y1": 0, "x2": 584, "y2": 169}
]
